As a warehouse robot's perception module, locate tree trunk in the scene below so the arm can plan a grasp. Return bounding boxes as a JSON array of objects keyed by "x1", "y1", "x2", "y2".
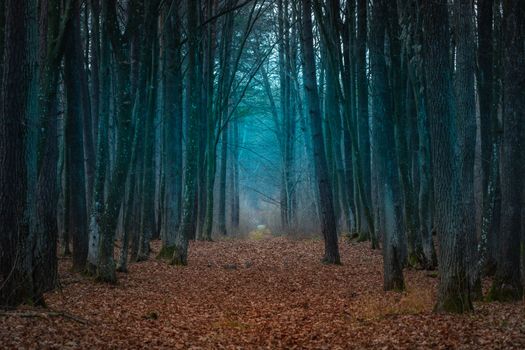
[
  {"x1": 489, "y1": 0, "x2": 524, "y2": 301},
  {"x1": 218, "y1": 126, "x2": 229, "y2": 236},
  {"x1": 200, "y1": 0, "x2": 217, "y2": 241},
  {"x1": 160, "y1": 1, "x2": 183, "y2": 256},
  {"x1": 64, "y1": 0, "x2": 89, "y2": 272},
  {"x1": 386, "y1": 0, "x2": 411, "y2": 269},
  {"x1": 398, "y1": 0, "x2": 437, "y2": 270},
  {"x1": 477, "y1": 0, "x2": 499, "y2": 277},
  {"x1": 95, "y1": 0, "x2": 140, "y2": 282},
  {"x1": 231, "y1": 119, "x2": 240, "y2": 233},
  {"x1": 300, "y1": 0, "x2": 340, "y2": 265},
  {"x1": 32, "y1": 0, "x2": 60, "y2": 296},
  {"x1": 370, "y1": 0, "x2": 405, "y2": 291},
  {"x1": 87, "y1": 0, "x2": 110, "y2": 272},
  {"x1": 171, "y1": 0, "x2": 200, "y2": 265},
  {"x1": 0, "y1": 0, "x2": 4, "y2": 81},
  {"x1": 356, "y1": 0, "x2": 371, "y2": 240},
  {"x1": 137, "y1": 0, "x2": 160, "y2": 261},
  {"x1": 453, "y1": 0, "x2": 478, "y2": 294},
  {"x1": 422, "y1": 0, "x2": 473, "y2": 313},
  {"x1": 0, "y1": 0, "x2": 33, "y2": 307}
]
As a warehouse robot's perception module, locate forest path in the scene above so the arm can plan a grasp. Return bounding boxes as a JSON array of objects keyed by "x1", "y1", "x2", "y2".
[{"x1": 1, "y1": 237, "x2": 524, "y2": 349}]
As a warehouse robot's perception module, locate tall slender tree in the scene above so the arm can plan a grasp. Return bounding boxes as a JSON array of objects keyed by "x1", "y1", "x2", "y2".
[
  {"x1": 300, "y1": 0, "x2": 340, "y2": 264},
  {"x1": 453, "y1": 0, "x2": 478, "y2": 291},
  {"x1": 489, "y1": 0, "x2": 524, "y2": 301},
  {"x1": 370, "y1": 0, "x2": 405, "y2": 291},
  {"x1": 94, "y1": 0, "x2": 142, "y2": 282},
  {"x1": 171, "y1": 0, "x2": 201, "y2": 265},
  {"x1": 160, "y1": 0, "x2": 183, "y2": 256},
  {"x1": 64, "y1": 0, "x2": 89, "y2": 271}
]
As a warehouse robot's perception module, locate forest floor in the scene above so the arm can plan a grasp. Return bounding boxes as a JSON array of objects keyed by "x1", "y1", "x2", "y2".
[{"x1": 1, "y1": 235, "x2": 524, "y2": 349}]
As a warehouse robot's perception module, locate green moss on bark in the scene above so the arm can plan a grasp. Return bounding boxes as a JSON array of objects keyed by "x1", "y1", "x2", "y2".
[
  {"x1": 487, "y1": 280, "x2": 523, "y2": 302},
  {"x1": 157, "y1": 245, "x2": 176, "y2": 260}
]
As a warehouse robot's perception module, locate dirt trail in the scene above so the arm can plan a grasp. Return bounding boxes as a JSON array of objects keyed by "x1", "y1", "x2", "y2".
[{"x1": 1, "y1": 237, "x2": 524, "y2": 349}]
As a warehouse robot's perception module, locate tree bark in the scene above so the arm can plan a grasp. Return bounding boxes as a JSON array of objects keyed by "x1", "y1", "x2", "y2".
[
  {"x1": 160, "y1": 1, "x2": 183, "y2": 255},
  {"x1": 137, "y1": 0, "x2": 160, "y2": 261},
  {"x1": 356, "y1": 0, "x2": 371, "y2": 240},
  {"x1": 422, "y1": 0, "x2": 473, "y2": 313},
  {"x1": 95, "y1": 0, "x2": 141, "y2": 282},
  {"x1": 489, "y1": 0, "x2": 524, "y2": 301},
  {"x1": 171, "y1": 0, "x2": 200, "y2": 265},
  {"x1": 477, "y1": 0, "x2": 499, "y2": 276},
  {"x1": 300, "y1": 0, "x2": 340, "y2": 264},
  {"x1": 64, "y1": 0, "x2": 89, "y2": 272},
  {"x1": 370, "y1": 0, "x2": 405, "y2": 291},
  {"x1": 218, "y1": 126, "x2": 229, "y2": 236},
  {"x1": 453, "y1": 0, "x2": 478, "y2": 294},
  {"x1": 0, "y1": 0, "x2": 33, "y2": 307}
]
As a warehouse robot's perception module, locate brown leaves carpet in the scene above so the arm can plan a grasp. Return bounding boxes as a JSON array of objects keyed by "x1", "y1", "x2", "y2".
[{"x1": 1, "y1": 237, "x2": 524, "y2": 349}]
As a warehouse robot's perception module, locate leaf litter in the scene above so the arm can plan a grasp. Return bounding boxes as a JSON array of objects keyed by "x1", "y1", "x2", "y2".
[{"x1": 1, "y1": 237, "x2": 524, "y2": 349}]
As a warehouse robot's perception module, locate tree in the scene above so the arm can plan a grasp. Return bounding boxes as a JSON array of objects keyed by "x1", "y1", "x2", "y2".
[
  {"x1": 370, "y1": 0, "x2": 405, "y2": 291},
  {"x1": 64, "y1": 0, "x2": 89, "y2": 271},
  {"x1": 0, "y1": 0, "x2": 32, "y2": 306},
  {"x1": 93, "y1": 0, "x2": 142, "y2": 282},
  {"x1": 489, "y1": 0, "x2": 524, "y2": 302},
  {"x1": 422, "y1": 0, "x2": 473, "y2": 313},
  {"x1": 136, "y1": 0, "x2": 161, "y2": 261},
  {"x1": 453, "y1": 0, "x2": 478, "y2": 293},
  {"x1": 397, "y1": 0, "x2": 437, "y2": 270},
  {"x1": 171, "y1": 0, "x2": 201, "y2": 265},
  {"x1": 356, "y1": 0, "x2": 371, "y2": 241},
  {"x1": 88, "y1": 0, "x2": 111, "y2": 272},
  {"x1": 477, "y1": 0, "x2": 499, "y2": 277},
  {"x1": 160, "y1": 0, "x2": 183, "y2": 257},
  {"x1": 300, "y1": 0, "x2": 340, "y2": 264}
]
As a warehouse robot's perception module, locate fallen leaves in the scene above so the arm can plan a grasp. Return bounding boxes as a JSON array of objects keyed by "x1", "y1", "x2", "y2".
[{"x1": 0, "y1": 237, "x2": 524, "y2": 349}]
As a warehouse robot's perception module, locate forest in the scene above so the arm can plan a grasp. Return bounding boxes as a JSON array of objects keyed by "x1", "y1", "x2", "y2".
[{"x1": 0, "y1": 0, "x2": 524, "y2": 348}]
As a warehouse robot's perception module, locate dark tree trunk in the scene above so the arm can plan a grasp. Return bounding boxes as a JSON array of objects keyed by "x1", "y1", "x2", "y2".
[
  {"x1": 300, "y1": 0, "x2": 340, "y2": 265},
  {"x1": 422, "y1": 0, "x2": 473, "y2": 313},
  {"x1": 386, "y1": 0, "x2": 410, "y2": 269},
  {"x1": 231, "y1": 119, "x2": 240, "y2": 233},
  {"x1": 160, "y1": 1, "x2": 183, "y2": 255},
  {"x1": 95, "y1": 0, "x2": 141, "y2": 282},
  {"x1": 477, "y1": 0, "x2": 499, "y2": 277},
  {"x1": 64, "y1": 0, "x2": 89, "y2": 272},
  {"x1": 356, "y1": 0, "x2": 371, "y2": 240},
  {"x1": 0, "y1": 1, "x2": 4, "y2": 81},
  {"x1": 398, "y1": 0, "x2": 437, "y2": 270},
  {"x1": 453, "y1": 0, "x2": 478, "y2": 293},
  {"x1": 90, "y1": 0, "x2": 100, "y2": 149},
  {"x1": 137, "y1": 0, "x2": 160, "y2": 261},
  {"x1": 0, "y1": 0, "x2": 33, "y2": 307},
  {"x1": 171, "y1": 0, "x2": 200, "y2": 265},
  {"x1": 87, "y1": 0, "x2": 110, "y2": 272},
  {"x1": 218, "y1": 126, "x2": 229, "y2": 236},
  {"x1": 370, "y1": 0, "x2": 405, "y2": 291},
  {"x1": 32, "y1": 0, "x2": 64, "y2": 296},
  {"x1": 489, "y1": 0, "x2": 524, "y2": 302}
]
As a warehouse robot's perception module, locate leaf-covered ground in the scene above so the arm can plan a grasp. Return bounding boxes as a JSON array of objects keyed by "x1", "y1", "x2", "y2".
[{"x1": 1, "y1": 237, "x2": 524, "y2": 349}]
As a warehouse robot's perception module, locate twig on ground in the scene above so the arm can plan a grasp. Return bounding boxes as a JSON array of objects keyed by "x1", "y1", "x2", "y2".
[{"x1": 0, "y1": 309, "x2": 89, "y2": 325}]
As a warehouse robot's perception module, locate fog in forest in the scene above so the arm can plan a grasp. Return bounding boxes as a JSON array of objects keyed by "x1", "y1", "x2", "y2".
[{"x1": 1, "y1": 0, "x2": 524, "y2": 348}]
